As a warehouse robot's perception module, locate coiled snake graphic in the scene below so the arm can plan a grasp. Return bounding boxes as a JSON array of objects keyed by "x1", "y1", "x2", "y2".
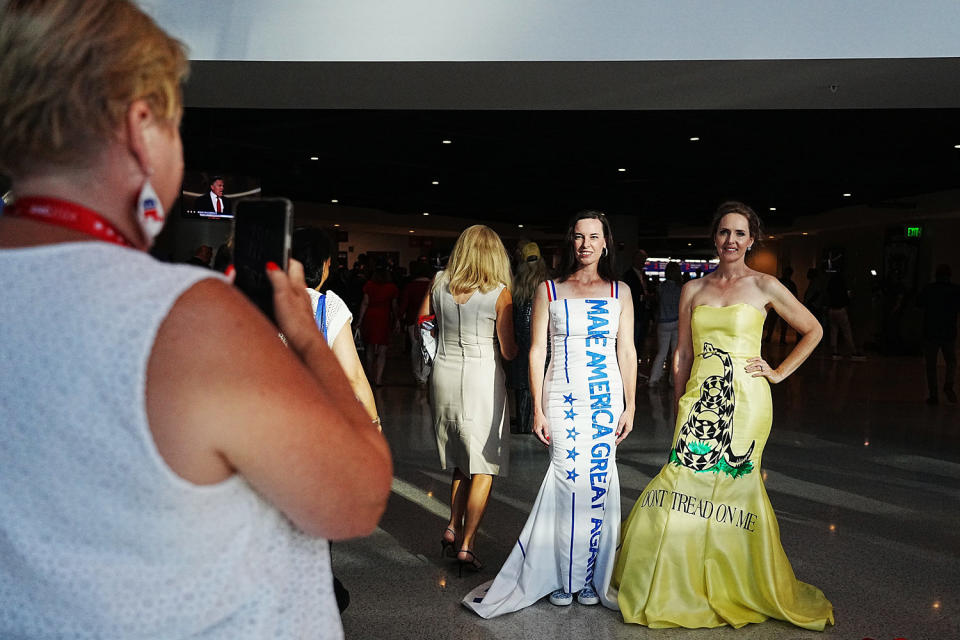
[{"x1": 671, "y1": 342, "x2": 755, "y2": 476}]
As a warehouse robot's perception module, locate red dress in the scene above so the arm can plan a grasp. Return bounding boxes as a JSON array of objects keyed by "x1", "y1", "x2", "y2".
[{"x1": 361, "y1": 280, "x2": 399, "y2": 345}]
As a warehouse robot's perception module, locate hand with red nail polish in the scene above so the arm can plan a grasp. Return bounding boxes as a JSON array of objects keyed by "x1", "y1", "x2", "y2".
[{"x1": 264, "y1": 257, "x2": 318, "y2": 356}]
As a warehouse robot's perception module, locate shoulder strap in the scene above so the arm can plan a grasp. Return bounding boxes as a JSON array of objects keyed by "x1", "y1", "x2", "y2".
[
  {"x1": 314, "y1": 293, "x2": 327, "y2": 340},
  {"x1": 546, "y1": 279, "x2": 558, "y2": 302}
]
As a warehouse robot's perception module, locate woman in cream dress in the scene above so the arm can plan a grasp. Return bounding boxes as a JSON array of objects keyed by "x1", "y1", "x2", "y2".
[{"x1": 420, "y1": 225, "x2": 517, "y2": 573}]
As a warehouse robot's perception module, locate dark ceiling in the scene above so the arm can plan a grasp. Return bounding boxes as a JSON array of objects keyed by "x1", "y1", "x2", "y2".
[{"x1": 182, "y1": 107, "x2": 960, "y2": 237}]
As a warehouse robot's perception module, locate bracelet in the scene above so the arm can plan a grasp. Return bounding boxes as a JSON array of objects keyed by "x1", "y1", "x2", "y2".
[{"x1": 372, "y1": 416, "x2": 382, "y2": 432}]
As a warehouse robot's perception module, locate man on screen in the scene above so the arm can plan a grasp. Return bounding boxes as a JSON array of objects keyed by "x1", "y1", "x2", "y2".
[{"x1": 193, "y1": 176, "x2": 231, "y2": 214}]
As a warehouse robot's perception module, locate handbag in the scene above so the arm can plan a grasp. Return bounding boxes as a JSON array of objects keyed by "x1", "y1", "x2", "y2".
[
  {"x1": 418, "y1": 314, "x2": 438, "y2": 366},
  {"x1": 353, "y1": 326, "x2": 365, "y2": 354}
]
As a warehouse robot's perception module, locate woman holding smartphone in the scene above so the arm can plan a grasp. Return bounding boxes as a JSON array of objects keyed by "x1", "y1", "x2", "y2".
[{"x1": 0, "y1": 2, "x2": 390, "y2": 637}]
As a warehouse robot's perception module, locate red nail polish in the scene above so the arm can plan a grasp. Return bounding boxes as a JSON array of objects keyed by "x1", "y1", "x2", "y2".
[
  {"x1": 266, "y1": 261, "x2": 280, "y2": 272},
  {"x1": 224, "y1": 264, "x2": 235, "y2": 277}
]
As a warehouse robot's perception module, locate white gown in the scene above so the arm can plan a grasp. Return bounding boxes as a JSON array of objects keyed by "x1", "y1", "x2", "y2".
[{"x1": 464, "y1": 280, "x2": 624, "y2": 617}]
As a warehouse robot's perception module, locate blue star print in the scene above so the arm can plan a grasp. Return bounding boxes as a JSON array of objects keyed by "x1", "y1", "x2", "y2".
[
  {"x1": 566, "y1": 447, "x2": 579, "y2": 461},
  {"x1": 566, "y1": 427, "x2": 580, "y2": 440},
  {"x1": 563, "y1": 393, "x2": 576, "y2": 405},
  {"x1": 564, "y1": 408, "x2": 577, "y2": 421},
  {"x1": 566, "y1": 469, "x2": 579, "y2": 482}
]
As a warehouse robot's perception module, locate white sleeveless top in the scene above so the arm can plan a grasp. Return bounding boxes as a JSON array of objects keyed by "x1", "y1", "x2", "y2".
[
  {"x1": 307, "y1": 288, "x2": 352, "y2": 347},
  {"x1": 0, "y1": 243, "x2": 342, "y2": 639}
]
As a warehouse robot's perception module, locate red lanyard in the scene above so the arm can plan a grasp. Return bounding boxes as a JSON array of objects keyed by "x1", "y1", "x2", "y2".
[{"x1": 4, "y1": 196, "x2": 135, "y2": 248}]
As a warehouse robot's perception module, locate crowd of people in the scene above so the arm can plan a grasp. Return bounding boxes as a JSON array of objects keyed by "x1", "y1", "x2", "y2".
[
  {"x1": 442, "y1": 206, "x2": 832, "y2": 632},
  {"x1": 3, "y1": 1, "x2": 957, "y2": 638}
]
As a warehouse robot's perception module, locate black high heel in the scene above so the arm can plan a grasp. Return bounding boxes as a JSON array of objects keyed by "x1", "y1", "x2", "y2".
[
  {"x1": 440, "y1": 527, "x2": 457, "y2": 558},
  {"x1": 457, "y1": 549, "x2": 483, "y2": 577}
]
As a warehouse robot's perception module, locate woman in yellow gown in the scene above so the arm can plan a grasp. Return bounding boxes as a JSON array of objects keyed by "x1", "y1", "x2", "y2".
[{"x1": 613, "y1": 202, "x2": 835, "y2": 631}]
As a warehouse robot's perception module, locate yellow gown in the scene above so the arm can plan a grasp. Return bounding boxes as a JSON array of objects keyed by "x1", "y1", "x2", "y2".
[{"x1": 613, "y1": 304, "x2": 834, "y2": 631}]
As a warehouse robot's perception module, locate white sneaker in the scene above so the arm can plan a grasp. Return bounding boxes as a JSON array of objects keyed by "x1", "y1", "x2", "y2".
[
  {"x1": 577, "y1": 586, "x2": 600, "y2": 605},
  {"x1": 549, "y1": 589, "x2": 573, "y2": 606}
]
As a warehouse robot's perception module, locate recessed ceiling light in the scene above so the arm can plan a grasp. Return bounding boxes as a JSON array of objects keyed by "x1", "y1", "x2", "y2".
[
  {"x1": 309, "y1": 156, "x2": 319, "y2": 161},
  {"x1": 330, "y1": 199, "x2": 338, "y2": 203},
  {"x1": 431, "y1": 180, "x2": 439, "y2": 185},
  {"x1": 689, "y1": 137, "x2": 700, "y2": 142},
  {"x1": 422, "y1": 212, "x2": 430, "y2": 216},
  {"x1": 617, "y1": 168, "x2": 626, "y2": 172},
  {"x1": 802, "y1": 232, "x2": 809, "y2": 236},
  {"x1": 687, "y1": 243, "x2": 692, "y2": 247},
  {"x1": 769, "y1": 207, "x2": 777, "y2": 211},
  {"x1": 409, "y1": 229, "x2": 415, "y2": 233},
  {"x1": 442, "y1": 139, "x2": 452, "y2": 144},
  {"x1": 334, "y1": 223, "x2": 340, "y2": 227},
  {"x1": 768, "y1": 235, "x2": 775, "y2": 239},
  {"x1": 842, "y1": 193, "x2": 852, "y2": 197},
  {"x1": 518, "y1": 224, "x2": 524, "y2": 228},
  {"x1": 955, "y1": 144, "x2": 960, "y2": 149}
]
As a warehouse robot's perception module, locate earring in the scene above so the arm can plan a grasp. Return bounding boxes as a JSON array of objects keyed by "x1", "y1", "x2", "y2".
[
  {"x1": 602, "y1": 247, "x2": 608, "y2": 257},
  {"x1": 135, "y1": 175, "x2": 165, "y2": 247},
  {"x1": 747, "y1": 245, "x2": 753, "y2": 252}
]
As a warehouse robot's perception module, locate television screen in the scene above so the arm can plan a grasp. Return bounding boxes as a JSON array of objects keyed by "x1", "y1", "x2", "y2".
[{"x1": 181, "y1": 171, "x2": 260, "y2": 220}]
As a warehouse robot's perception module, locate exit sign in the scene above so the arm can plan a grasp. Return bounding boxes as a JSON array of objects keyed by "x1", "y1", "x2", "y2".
[{"x1": 905, "y1": 226, "x2": 922, "y2": 238}]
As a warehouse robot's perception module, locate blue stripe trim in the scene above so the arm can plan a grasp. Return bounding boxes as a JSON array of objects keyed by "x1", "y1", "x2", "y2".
[
  {"x1": 551, "y1": 280, "x2": 558, "y2": 300},
  {"x1": 615, "y1": 281, "x2": 619, "y2": 298},
  {"x1": 568, "y1": 491, "x2": 576, "y2": 593},
  {"x1": 518, "y1": 539, "x2": 526, "y2": 558},
  {"x1": 314, "y1": 294, "x2": 327, "y2": 341},
  {"x1": 563, "y1": 299, "x2": 570, "y2": 384}
]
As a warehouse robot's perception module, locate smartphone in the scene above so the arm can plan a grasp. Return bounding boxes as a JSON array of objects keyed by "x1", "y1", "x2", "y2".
[{"x1": 232, "y1": 198, "x2": 293, "y2": 323}]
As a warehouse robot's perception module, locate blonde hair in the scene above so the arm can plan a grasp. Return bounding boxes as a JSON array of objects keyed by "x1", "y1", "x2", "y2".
[
  {"x1": 442, "y1": 225, "x2": 512, "y2": 296},
  {"x1": 0, "y1": 0, "x2": 188, "y2": 178},
  {"x1": 513, "y1": 251, "x2": 548, "y2": 305}
]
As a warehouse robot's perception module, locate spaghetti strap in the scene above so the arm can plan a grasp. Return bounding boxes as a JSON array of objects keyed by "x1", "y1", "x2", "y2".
[{"x1": 546, "y1": 280, "x2": 558, "y2": 302}]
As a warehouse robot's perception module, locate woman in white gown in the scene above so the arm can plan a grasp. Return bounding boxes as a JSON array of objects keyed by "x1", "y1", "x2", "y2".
[{"x1": 464, "y1": 211, "x2": 637, "y2": 617}]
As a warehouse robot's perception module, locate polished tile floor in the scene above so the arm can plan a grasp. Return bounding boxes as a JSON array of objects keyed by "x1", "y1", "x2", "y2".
[{"x1": 336, "y1": 342, "x2": 960, "y2": 640}]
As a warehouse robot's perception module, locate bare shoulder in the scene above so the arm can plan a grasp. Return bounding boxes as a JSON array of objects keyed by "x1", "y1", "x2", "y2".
[
  {"x1": 156, "y1": 278, "x2": 279, "y2": 354},
  {"x1": 148, "y1": 277, "x2": 299, "y2": 428},
  {"x1": 753, "y1": 271, "x2": 788, "y2": 296},
  {"x1": 616, "y1": 279, "x2": 634, "y2": 315},
  {"x1": 533, "y1": 279, "x2": 549, "y2": 301},
  {"x1": 681, "y1": 275, "x2": 707, "y2": 299},
  {"x1": 496, "y1": 284, "x2": 514, "y2": 308},
  {"x1": 146, "y1": 278, "x2": 298, "y2": 483}
]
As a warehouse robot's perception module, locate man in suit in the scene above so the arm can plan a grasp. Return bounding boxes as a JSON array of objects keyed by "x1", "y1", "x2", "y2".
[
  {"x1": 193, "y1": 176, "x2": 231, "y2": 214},
  {"x1": 622, "y1": 249, "x2": 653, "y2": 374}
]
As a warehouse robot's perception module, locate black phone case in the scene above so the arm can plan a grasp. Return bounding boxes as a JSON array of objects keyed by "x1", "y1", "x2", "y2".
[{"x1": 232, "y1": 198, "x2": 293, "y2": 323}]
